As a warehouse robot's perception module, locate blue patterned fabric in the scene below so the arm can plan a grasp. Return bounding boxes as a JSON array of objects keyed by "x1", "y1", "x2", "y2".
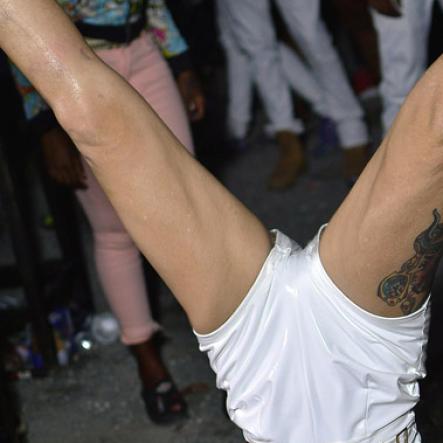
[
  {"x1": 60, "y1": 0, "x2": 188, "y2": 56},
  {"x1": 11, "y1": 0, "x2": 188, "y2": 122}
]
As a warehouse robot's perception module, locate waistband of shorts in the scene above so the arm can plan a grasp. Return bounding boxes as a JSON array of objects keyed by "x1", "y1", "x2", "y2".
[
  {"x1": 308, "y1": 226, "x2": 430, "y2": 329},
  {"x1": 194, "y1": 230, "x2": 295, "y2": 343}
]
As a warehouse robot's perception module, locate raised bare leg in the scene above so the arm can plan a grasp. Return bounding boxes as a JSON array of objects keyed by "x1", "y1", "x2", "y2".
[
  {"x1": 0, "y1": 0, "x2": 271, "y2": 334},
  {"x1": 322, "y1": 56, "x2": 443, "y2": 317}
]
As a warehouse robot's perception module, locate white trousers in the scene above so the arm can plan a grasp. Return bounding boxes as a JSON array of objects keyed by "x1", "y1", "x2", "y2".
[
  {"x1": 274, "y1": 0, "x2": 368, "y2": 148},
  {"x1": 216, "y1": 0, "x2": 303, "y2": 138},
  {"x1": 372, "y1": 0, "x2": 443, "y2": 133},
  {"x1": 217, "y1": 0, "x2": 368, "y2": 148}
]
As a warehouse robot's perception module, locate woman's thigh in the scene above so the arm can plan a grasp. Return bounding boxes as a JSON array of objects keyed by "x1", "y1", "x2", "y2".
[
  {"x1": 320, "y1": 57, "x2": 443, "y2": 318},
  {"x1": 77, "y1": 36, "x2": 194, "y2": 234}
]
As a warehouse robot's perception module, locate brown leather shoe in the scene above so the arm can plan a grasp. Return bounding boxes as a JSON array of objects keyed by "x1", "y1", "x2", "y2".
[
  {"x1": 343, "y1": 144, "x2": 369, "y2": 188},
  {"x1": 268, "y1": 131, "x2": 306, "y2": 190}
]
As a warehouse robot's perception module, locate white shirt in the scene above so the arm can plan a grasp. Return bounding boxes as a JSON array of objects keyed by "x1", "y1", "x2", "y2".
[{"x1": 195, "y1": 229, "x2": 429, "y2": 442}]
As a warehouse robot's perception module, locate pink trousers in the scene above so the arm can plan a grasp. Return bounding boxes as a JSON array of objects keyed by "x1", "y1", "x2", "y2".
[{"x1": 75, "y1": 33, "x2": 194, "y2": 345}]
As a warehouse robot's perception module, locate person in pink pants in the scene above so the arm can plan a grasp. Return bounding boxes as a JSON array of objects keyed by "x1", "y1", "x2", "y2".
[
  {"x1": 77, "y1": 33, "x2": 195, "y2": 346},
  {"x1": 11, "y1": 0, "x2": 205, "y2": 425}
]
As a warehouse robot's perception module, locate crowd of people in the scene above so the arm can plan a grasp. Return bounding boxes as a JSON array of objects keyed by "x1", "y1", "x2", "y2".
[{"x1": 1, "y1": 0, "x2": 443, "y2": 442}]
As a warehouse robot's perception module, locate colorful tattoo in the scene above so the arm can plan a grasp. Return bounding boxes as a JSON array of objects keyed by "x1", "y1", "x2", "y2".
[{"x1": 378, "y1": 209, "x2": 443, "y2": 314}]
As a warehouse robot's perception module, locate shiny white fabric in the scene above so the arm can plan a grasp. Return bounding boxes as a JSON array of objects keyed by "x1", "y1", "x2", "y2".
[{"x1": 195, "y1": 229, "x2": 430, "y2": 442}]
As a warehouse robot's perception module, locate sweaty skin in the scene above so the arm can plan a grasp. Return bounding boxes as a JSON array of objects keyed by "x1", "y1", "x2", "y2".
[
  {"x1": 0, "y1": 0, "x2": 271, "y2": 334},
  {"x1": 2, "y1": 0, "x2": 443, "y2": 332}
]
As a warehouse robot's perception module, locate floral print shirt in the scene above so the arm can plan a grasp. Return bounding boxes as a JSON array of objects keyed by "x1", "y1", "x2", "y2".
[
  {"x1": 12, "y1": 0, "x2": 188, "y2": 124},
  {"x1": 58, "y1": 0, "x2": 188, "y2": 57}
]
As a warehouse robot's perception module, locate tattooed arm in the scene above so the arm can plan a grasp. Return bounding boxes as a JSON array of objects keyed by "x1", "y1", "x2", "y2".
[{"x1": 0, "y1": 0, "x2": 271, "y2": 333}]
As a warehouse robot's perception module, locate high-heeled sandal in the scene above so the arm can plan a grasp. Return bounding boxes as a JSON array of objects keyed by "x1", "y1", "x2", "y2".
[{"x1": 141, "y1": 378, "x2": 188, "y2": 425}]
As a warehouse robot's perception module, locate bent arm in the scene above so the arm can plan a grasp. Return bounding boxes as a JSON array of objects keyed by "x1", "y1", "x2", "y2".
[{"x1": 0, "y1": 0, "x2": 271, "y2": 333}]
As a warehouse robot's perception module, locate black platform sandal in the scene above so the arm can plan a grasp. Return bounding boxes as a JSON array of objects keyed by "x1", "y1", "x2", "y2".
[{"x1": 141, "y1": 379, "x2": 188, "y2": 425}]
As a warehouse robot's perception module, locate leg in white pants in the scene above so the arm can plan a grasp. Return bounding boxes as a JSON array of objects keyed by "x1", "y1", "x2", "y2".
[
  {"x1": 216, "y1": 0, "x2": 254, "y2": 139},
  {"x1": 371, "y1": 0, "x2": 435, "y2": 133},
  {"x1": 275, "y1": 0, "x2": 369, "y2": 149},
  {"x1": 278, "y1": 42, "x2": 327, "y2": 117},
  {"x1": 217, "y1": 0, "x2": 328, "y2": 137},
  {"x1": 217, "y1": 0, "x2": 303, "y2": 135}
]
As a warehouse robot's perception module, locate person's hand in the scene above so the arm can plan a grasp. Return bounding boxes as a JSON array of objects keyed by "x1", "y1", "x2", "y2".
[
  {"x1": 41, "y1": 126, "x2": 87, "y2": 189},
  {"x1": 176, "y1": 69, "x2": 206, "y2": 122},
  {"x1": 368, "y1": 0, "x2": 402, "y2": 17}
]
